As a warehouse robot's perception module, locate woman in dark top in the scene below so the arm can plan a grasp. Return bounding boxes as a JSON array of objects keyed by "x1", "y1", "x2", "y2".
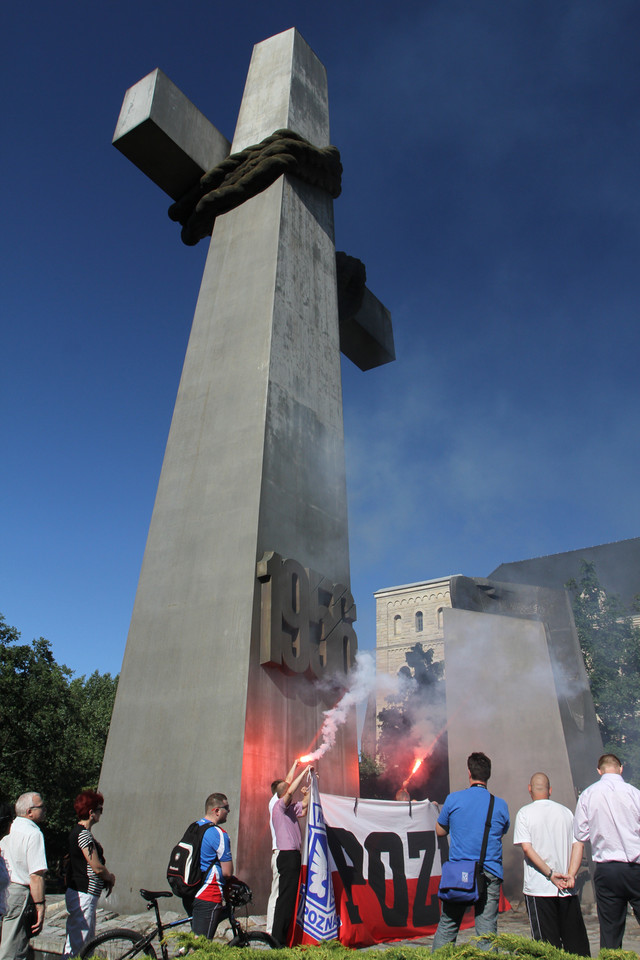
[{"x1": 63, "y1": 790, "x2": 115, "y2": 958}]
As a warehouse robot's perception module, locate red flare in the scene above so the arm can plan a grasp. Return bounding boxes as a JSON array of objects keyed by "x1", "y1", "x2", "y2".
[
  {"x1": 404, "y1": 723, "x2": 450, "y2": 785},
  {"x1": 298, "y1": 754, "x2": 314, "y2": 763}
]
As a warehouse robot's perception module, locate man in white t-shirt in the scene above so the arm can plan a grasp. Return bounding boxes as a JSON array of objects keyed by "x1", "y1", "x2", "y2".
[
  {"x1": 514, "y1": 772, "x2": 590, "y2": 956},
  {"x1": 0, "y1": 793, "x2": 48, "y2": 960}
]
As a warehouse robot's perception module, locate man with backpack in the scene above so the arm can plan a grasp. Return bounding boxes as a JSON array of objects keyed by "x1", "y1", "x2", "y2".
[
  {"x1": 191, "y1": 793, "x2": 234, "y2": 939},
  {"x1": 168, "y1": 793, "x2": 233, "y2": 938}
]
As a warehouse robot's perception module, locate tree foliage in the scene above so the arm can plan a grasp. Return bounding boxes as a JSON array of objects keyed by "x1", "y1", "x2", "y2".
[
  {"x1": 0, "y1": 613, "x2": 118, "y2": 862},
  {"x1": 567, "y1": 561, "x2": 640, "y2": 785},
  {"x1": 358, "y1": 751, "x2": 385, "y2": 800}
]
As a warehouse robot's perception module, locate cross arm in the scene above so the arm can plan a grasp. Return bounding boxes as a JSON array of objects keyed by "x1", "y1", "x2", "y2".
[
  {"x1": 339, "y1": 287, "x2": 395, "y2": 371},
  {"x1": 113, "y1": 68, "x2": 231, "y2": 201},
  {"x1": 336, "y1": 253, "x2": 394, "y2": 371}
]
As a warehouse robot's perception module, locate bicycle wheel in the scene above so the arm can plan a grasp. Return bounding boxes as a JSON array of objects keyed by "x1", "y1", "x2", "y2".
[
  {"x1": 229, "y1": 931, "x2": 278, "y2": 949},
  {"x1": 79, "y1": 928, "x2": 157, "y2": 960}
]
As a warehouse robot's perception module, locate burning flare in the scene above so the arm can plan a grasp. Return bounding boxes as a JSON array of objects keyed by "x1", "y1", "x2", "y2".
[
  {"x1": 402, "y1": 723, "x2": 449, "y2": 789},
  {"x1": 402, "y1": 757, "x2": 424, "y2": 789}
]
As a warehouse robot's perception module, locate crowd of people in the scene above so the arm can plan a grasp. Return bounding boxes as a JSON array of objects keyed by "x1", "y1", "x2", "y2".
[
  {"x1": 183, "y1": 760, "x2": 312, "y2": 944},
  {"x1": 1, "y1": 751, "x2": 640, "y2": 957},
  {"x1": 0, "y1": 766, "x2": 311, "y2": 959},
  {"x1": 0, "y1": 790, "x2": 115, "y2": 960},
  {"x1": 431, "y1": 750, "x2": 640, "y2": 955}
]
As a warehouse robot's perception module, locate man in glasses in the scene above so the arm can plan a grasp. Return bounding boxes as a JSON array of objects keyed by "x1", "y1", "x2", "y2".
[
  {"x1": 190, "y1": 793, "x2": 233, "y2": 939},
  {"x1": 0, "y1": 793, "x2": 48, "y2": 960}
]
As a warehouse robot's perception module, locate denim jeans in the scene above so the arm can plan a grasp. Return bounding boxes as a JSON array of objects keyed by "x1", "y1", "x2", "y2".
[
  {"x1": 432, "y1": 869, "x2": 501, "y2": 952},
  {"x1": 63, "y1": 888, "x2": 98, "y2": 958}
]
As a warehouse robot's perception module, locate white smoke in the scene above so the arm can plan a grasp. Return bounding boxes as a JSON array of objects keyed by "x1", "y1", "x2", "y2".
[{"x1": 301, "y1": 651, "x2": 402, "y2": 762}]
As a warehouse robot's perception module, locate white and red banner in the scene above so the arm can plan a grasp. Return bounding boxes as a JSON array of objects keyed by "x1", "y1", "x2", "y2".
[{"x1": 293, "y1": 782, "x2": 449, "y2": 948}]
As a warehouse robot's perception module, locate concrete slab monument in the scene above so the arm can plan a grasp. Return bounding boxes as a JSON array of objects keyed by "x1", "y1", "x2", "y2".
[
  {"x1": 444, "y1": 577, "x2": 603, "y2": 899},
  {"x1": 443, "y1": 609, "x2": 574, "y2": 898},
  {"x1": 490, "y1": 537, "x2": 640, "y2": 613},
  {"x1": 99, "y1": 28, "x2": 394, "y2": 913}
]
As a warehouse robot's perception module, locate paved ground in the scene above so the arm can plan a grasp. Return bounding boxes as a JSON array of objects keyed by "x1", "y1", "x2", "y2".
[
  {"x1": 35, "y1": 896, "x2": 268, "y2": 959},
  {"x1": 32, "y1": 895, "x2": 640, "y2": 956},
  {"x1": 402, "y1": 900, "x2": 640, "y2": 954}
]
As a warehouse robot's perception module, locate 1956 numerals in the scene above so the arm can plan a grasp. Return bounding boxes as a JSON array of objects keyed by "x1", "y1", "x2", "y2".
[{"x1": 257, "y1": 551, "x2": 358, "y2": 678}]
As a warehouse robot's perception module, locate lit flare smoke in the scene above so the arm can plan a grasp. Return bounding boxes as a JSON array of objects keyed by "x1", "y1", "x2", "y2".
[{"x1": 299, "y1": 651, "x2": 378, "y2": 763}]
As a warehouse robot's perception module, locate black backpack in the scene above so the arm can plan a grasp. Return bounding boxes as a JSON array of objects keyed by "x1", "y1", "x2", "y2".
[{"x1": 167, "y1": 820, "x2": 215, "y2": 900}]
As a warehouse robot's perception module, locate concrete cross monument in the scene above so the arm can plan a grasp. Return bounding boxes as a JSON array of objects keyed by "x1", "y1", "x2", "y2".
[{"x1": 98, "y1": 28, "x2": 394, "y2": 914}]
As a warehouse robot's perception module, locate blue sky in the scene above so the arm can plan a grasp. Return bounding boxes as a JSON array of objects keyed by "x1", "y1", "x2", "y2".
[{"x1": 3, "y1": 0, "x2": 639, "y2": 678}]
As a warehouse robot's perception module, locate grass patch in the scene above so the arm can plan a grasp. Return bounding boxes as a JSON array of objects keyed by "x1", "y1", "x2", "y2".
[{"x1": 171, "y1": 931, "x2": 636, "y2": 959}]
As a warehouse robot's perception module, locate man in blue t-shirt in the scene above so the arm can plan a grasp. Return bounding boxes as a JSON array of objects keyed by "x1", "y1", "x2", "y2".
[
  {"x1": 190, "y1": 793, "x2": 233, "y2": 939},
  {"x1": 432, "y1": 752, "x2": 510, "y2": 952}
]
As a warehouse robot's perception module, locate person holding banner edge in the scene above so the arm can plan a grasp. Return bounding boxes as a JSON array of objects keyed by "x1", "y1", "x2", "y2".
[
  {"x1": 267, "y1": 758, "x2": 300, "y2": 935},
  {"x1": 432, "y1": 752, "x2": 510, "y2": 952},
  {"x1": 270, "y1": 763, "x2": 311, "y2": 945}
]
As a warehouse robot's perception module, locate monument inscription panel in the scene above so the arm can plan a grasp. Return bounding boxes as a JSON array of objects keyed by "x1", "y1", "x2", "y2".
[{"x1": 257, "y1": 550, "x2": 357, "y2": 680}]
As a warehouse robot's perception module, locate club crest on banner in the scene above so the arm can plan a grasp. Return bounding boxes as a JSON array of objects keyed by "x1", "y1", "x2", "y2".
[{"x1": 296, "y1": 774, "x2": 340, "y2": 942}]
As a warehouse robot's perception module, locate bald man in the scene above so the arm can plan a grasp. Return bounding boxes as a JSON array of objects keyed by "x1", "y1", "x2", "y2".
[{"x1": 514, "y1": 772, "x2": 590, "y2": 956}]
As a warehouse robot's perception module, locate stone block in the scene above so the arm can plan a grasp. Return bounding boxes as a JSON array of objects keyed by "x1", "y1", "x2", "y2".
[
  {"x1": 340, "y1": 287, "x2": 395, "y2": 371},
  {"x1": 113, "y1": 68, "x2": 231, "y2": 200}
]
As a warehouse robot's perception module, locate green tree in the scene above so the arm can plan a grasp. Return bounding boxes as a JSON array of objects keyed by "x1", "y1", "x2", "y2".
[
  {"x1": 567, "y1": 561, "x2": 640, "y2": 785},
  {"x1": 0, "y1": 613, "x2": 118, "y2": 863},
  {"x1": 358, "y1": 751, "x2": 385, "y2": 799}
]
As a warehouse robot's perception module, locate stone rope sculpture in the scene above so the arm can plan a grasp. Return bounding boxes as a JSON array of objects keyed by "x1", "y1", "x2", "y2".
[{"x1": 169, "y1": 128, "x2": 342, "y2": 246}]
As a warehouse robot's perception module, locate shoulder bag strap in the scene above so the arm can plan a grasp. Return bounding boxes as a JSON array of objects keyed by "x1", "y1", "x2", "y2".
[{"x1": 478, "y1": 793, "x2": 495, "y2": 871}]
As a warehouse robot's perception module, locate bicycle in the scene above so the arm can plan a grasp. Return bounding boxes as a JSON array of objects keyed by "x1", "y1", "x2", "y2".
[{"x1": 78, "y1": 882, "x2": 278, "y2": 958}]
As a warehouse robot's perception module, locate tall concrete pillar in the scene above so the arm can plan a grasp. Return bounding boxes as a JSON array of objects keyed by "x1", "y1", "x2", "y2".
[{"x1": 98, "y1": 30, "x2": 392, "y2": 912}]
